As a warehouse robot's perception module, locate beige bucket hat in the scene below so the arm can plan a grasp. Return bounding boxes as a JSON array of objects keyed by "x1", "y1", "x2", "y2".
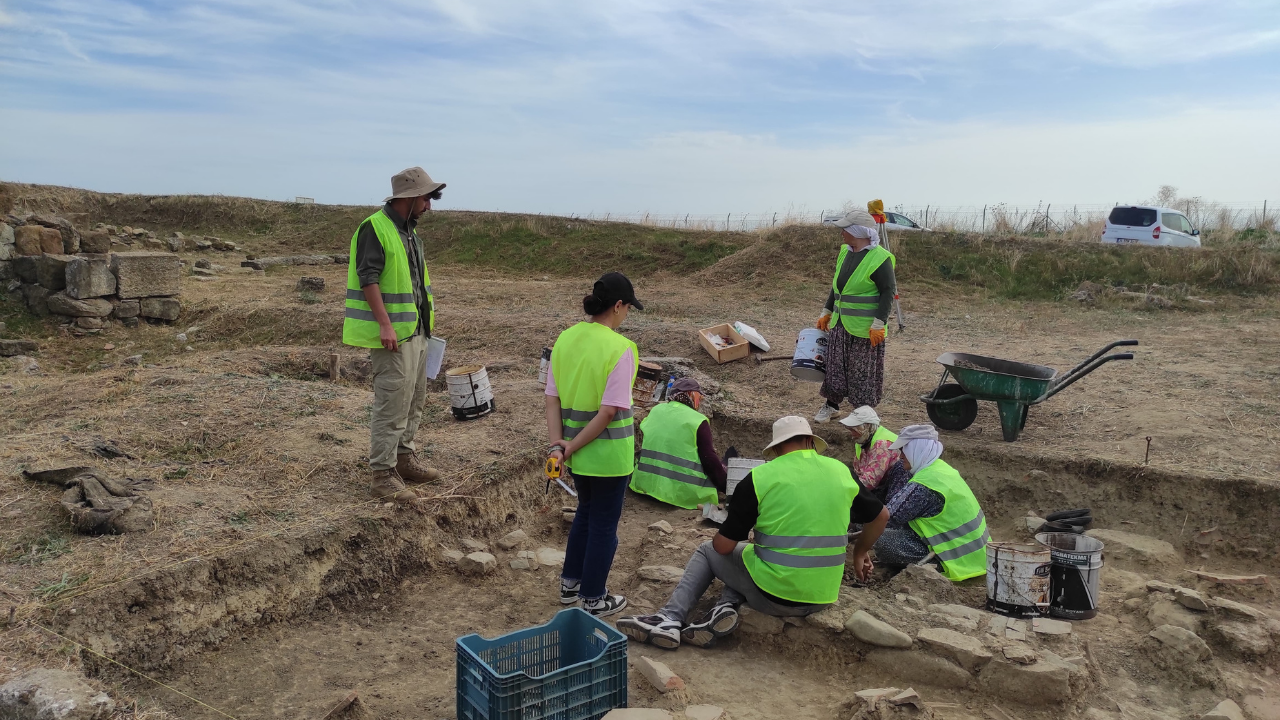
[
  {"x1": 385, "y1": 166, "x2": 446, "y2": 202},
  {"x1": 762, "y1": 415, "x2": 828, "y2": 459}
]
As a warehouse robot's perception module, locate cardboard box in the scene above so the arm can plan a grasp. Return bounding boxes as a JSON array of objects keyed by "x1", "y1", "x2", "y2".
[{"x1": 698, "y1": 323, "x2": 750, "y2": 364}]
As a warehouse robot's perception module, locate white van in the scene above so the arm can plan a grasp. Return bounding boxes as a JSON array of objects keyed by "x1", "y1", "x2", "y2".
[{"x1": 1101, "y1": 206, "x2": 1201, "y2": 247}]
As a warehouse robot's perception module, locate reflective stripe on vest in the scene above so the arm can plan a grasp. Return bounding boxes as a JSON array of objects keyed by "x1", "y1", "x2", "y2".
[
  {"x1": 630, "y1": 401, "x2": 717, "y2": 509},
  {"x1": 550, "y1": 321, "x2": 638, "y2": 477},
  {"x1": 741, "y1": 449, "x2": 861, "y2": 605},
  {"x1": 906, "y1": 458, "x2": 988, "y2": 581},
  {"x1": 830, "y1": 244, "x2": 894, "y2": 338},
  {"x1": 341, "y1": 210, "x2": 434, "y2": 348}
]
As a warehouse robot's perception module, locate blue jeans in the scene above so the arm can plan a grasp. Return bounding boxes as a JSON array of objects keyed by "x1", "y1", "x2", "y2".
[{"x1": 562, "y1": 473, "x2": 628, "y2": 600}]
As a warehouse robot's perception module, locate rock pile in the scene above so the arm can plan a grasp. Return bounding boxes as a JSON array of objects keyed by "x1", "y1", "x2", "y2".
[
  {"x1": 3, "y1": 217, "x2": 183, "y2": 334},
  {"x1": 83, "y1": 222, "x2": 241, "y2": 253}
]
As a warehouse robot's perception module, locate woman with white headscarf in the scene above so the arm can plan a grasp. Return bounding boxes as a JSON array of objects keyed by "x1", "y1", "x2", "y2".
[
  {"x1": 814, "y1": 209, "x2": 897, "y2": 424},
  {"x1": 875, "y1": 425, "x2": 989, "y2": 581}
]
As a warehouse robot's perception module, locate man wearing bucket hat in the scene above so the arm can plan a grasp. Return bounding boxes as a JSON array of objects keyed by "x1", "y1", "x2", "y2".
[
  {"x1": 343, "y1": 167, "x2": 446, "y2": 503},
  {"x1": 813, "y1": 209, "x2": 897, "y2": 424},
  {"x1": 875, "y1": 424, "x2": 988, "y2": 581},
  {"x1": 617, "y1": 416, "x2": 888, "y2": 650},
  {"x1": 629, "y1": 377, "x2": 728, "y2": 510}
]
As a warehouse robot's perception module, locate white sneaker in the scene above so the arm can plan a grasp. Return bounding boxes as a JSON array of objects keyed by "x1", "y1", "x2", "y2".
[
  {"x1": 814, "y1": 403, "x2": 838, "y2": 424},
  {"x1": 582, "y1": 593, "x2": 628, "y2": 617}
]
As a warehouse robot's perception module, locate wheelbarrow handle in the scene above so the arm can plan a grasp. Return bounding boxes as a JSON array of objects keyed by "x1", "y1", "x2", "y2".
[
  {"x1": 1063, "y1": 339, "x2": 1139, "y2": 379},
  {"x1": 1043, "y1": 352, "x2": 1134, "y2": 401}
]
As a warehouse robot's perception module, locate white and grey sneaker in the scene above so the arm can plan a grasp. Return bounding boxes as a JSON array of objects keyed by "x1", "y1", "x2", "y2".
[
  {"x1": 814, "y1": 403, "x2": 838, "y2": 424},
  {"x1": 617, "y1": 613, "x2": 681, "y2": 650},
  {"x1": 581, "y1": 593, "x2": 628, "y2": 618},
  {"x1": 681, "y1": 602, "x2": 740, "y2": 648},
  {"x1": 559, "y1": 579, "x2": 581, "y2": 605}
]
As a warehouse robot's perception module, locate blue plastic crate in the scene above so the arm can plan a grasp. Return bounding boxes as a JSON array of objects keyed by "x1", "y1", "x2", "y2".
[{"x1": 456, "y1": 608, "x2": 628, "y2": 720}]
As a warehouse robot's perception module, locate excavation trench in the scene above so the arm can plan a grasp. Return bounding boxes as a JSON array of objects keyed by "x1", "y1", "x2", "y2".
[{"x1": 42, "y1": 413, "x2": 1280, "y2": 718}]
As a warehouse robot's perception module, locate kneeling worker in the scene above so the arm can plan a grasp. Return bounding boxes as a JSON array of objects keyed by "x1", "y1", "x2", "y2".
[
  {"x1": 630, "y1": 378, "x2": 727, "y2": 509},
  {"x1": 618, "y1": 416, "x2": 889, "y2": 650},
  {"x1": 875, "y1": 424, "x2": 988, "y2": 581}
]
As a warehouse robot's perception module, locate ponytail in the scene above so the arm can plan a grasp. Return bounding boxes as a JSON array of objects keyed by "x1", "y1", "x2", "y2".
[{"x1": 582, "y1": 293, "x2": 610, "y2": 316}]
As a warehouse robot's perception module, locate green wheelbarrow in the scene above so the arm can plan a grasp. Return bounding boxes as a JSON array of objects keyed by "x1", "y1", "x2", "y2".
[{"x1": 920, "y1": 340, "x2": 1138, "y2": 442}]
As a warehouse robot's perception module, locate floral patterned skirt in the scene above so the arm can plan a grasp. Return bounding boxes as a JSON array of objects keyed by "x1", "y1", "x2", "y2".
[{"x1": 819, "y1": 324, "x2": 885, "y2": 408}]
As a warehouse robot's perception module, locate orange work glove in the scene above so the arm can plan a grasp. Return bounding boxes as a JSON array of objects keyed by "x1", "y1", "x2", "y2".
[
  {"x1": 817, "y1": 312, "x2": 832, "y2": 332},
  {"x1": 868, "y1": 319, "x2": 886, "y2": 347}
]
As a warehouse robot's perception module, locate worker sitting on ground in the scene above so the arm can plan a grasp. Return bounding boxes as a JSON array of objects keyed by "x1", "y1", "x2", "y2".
[
  {"x1": 630, "y1": 377, "x2": 728, "y2": 510},
  {"x1": 873, "y1": 424, "x2": 988, "y2": 581},
  {"x1": 617, "y1": 416, "x2": 889, "y2": 650},
  {"x1": 840, "y1": 405, "x2": 904, "y2": 502}
]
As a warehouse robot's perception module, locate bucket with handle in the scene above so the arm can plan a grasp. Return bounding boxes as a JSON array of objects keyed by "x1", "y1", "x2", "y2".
[
  {"x1": 1036, "y1": 532, "x2": 1104, "y2": 620},
  {"x1": 446, "y1": 365, "x2": 495, "y2": 421},
  {"x1": 726, "y1": 458, "x2": 765, "y2": 497},
  {"x1": 790, "y1": 328, "x2": 828, "y2": 382},
  {"x1": 537, "y1": 347, "x2": 552, "y2": 386},
  {"x1": 985, "y1": 542, "x2": 1052, "y2": 617}
]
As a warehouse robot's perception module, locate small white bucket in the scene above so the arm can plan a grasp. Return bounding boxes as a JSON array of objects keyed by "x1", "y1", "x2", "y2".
[
  {"x1": 726, "y1": 458, "x2": 765, "y2": 497},
  {"x1": 790, "y1": 328, "x2": 828, "y2": 382},
  {"x1": 537, "y1": 347, "x2": 552, "y2": 386},
  {"x1": 985, "y1": 541, "x2": 1052, "y2": 618},
  {"x1": 446, "y1": 365, "x2": 495, "y2": 421}
]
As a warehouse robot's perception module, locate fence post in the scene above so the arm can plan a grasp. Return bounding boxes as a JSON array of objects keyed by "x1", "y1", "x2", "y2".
[
  {"x1": 981, "y1": 205, "x2": 986, "y2": 234},
  {"x1": 924, "y1": 205, "x2": 929, "y2": 229}
]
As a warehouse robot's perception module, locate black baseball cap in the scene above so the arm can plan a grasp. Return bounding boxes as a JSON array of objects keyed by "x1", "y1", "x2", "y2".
[{"x1": 593, "y1": 272, "x2": 643, "y2": 311}]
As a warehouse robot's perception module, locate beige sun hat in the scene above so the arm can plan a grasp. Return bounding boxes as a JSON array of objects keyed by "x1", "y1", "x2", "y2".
[
  {"x1": 384, "y1": 167, "x2": 446, "y2": 202},
  {"x1": 762, "y1": 415, "x2": 828, "y2": 459}
]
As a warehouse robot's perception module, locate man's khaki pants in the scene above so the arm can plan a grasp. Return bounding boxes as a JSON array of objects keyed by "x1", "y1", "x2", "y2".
[{"x1": 369, "y1": 334, "x2": 429, "y2": 471}]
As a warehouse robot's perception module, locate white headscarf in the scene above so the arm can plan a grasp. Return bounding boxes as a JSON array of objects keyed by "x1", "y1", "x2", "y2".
[{"x1": 900, "y1": 439, "x2": 943, "y2": 476}]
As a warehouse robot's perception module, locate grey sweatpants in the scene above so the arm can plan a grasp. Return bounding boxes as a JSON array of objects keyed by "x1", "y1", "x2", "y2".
[
  {"x1": 659, "y1": 541, "x2": 825, "y2": 624},
  {"x1": 368, "y1": 334, "x2": 429, "y2": 471}
]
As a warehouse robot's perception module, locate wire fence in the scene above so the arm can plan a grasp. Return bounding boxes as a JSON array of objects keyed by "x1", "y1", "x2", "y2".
[{"x1": 560, "y1": 201, "x2": 1274, "y2": 233}]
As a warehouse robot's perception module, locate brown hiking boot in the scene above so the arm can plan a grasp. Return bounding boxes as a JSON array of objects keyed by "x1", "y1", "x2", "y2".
[
  {"x1": 369, "y1": 469, "x2": 419, "y2": 503},
  {"x1": 396, "y1": 454, "x2": 440, "y2": 485}
]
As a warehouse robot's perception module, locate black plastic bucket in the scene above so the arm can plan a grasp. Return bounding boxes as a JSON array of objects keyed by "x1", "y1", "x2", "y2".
[{"x1": 1035, "y1": 532, "x2": 1104, "y2": 620}]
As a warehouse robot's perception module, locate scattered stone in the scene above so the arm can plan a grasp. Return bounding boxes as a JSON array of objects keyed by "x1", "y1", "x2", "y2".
[
  {"x1": 1, "y1": 339, "x2": 39, "y2": 356},
  {"x1": 684, "y1": 705, "x2": 727, "y2": 720},
  {"x1": 74, "y1": 317, "x2": 105, "y2": 330},
  {"x1": 65, "y1": 256, "x2": 116, "y2": 299},
  {"x1": 1005, "y1": 619, "x2": 1027, "y2": 642},
  {"x1": 1085, "y1": 529, "x2": 1180, "y2": 568},
  {"x1": 1215, "y1": 621, "x2": 1273, "y2": 656},
  {"x1": 1016, "y1": 516, "x2": 1046, "y2": 536},
  {"x1": 194, "y1": 238, "x2": 213, "y2": 251},
  {"x1": 1149, "y1": 624, "x2": 1211, "y2": 661},
  {"x1": 459, "y1": 552, "x2": 497, "y2": 575},
  {"x1": 601, "y1": 710, "x2": 672, "y2": 720},
  {"x1": 122, "y1": 355, "x2": 143, "y2": 365},
  {"x1": 635, "y1": 656, "x2": 684, "y2": 693},
  {"x1": 1148, "y1": 600, "x2": 1204, "y2": 634},
  {"x1": 853, "y1": 687, "x2": 901, "y2": 706},
  {"x1": 1202, "y1": 699, "x2": 1244, "y2": 720},
  {"x1": 516, "y1": 550, "x2": 539, "y2": 569},
  {"x1": 534, "y1": 547, "x2": 565, "y2": 568},
  {"x1": 47, "y1": 293, "x2": 114, "y2": 318},
  {"x1": 442, "y1": 550, "x2": 464, "y2": 564},
  {"x1": 461, "y1": 538, "x2": 488, "y2": 552},
  {"x1": 192, "y1": 267, "x2": 217, "y2": 277},
  {"x1": 36, "y1": 254, "x2": 73, "y2": 291},
  {"x1": 241, "y1": 254, "x2": 334, "y2": 270},
  {"x1": 139, "y1": 297, "x2": 181, "y2": 321},
  {"x1": 648, "y1": 520, "x2": 673, "y2": 534},
  {"x1": 739, "y1": 607, "x2": 785, "y2": 635},
  {"x1": 1003, "y1": 643, "x2": 1038, "y2": 664},
  {"x1": 111, "y1": 252, "x2": 182, "y2": 299},
  {"x1": 1023, "y1": 469, "x2": 1050, "y2": 482},
  {"x1": 805, "y1": 604, "x2": 849, "y2": 633},
  {"x1": 496, "y1": 529, "x2": 529, "y2": 550},
  {"x1": 1032, "y1": 618, "x2": 1072, "y2": 635},
  {"x1": 1209, "y1": 596, "x2": 1265, "y2": 620},
  {"x1": 0, "y1": 668, "x2": 114, "y2": 720},
  {"x1": 917, "y1": 627, "x2": 993, "y2": 671},
  {"x1": 864, "y1": 650, "x2": 972, "y2": 689},
  {"x1": 846, "y1": 611, "x2": 913, "y2": 648},
  {"x1": 10, "y1": 355, "x2": 40, "y2": 373},
  {"x1": 509, "y1": 558, "x2": 533, "y2": 571},
  {"x1": 1175, "y1": 587, "x2": 1210, "y2": 612},
  {"x1": 1186, "y1": 570, "x2": 1269, "y2": 586},
  {"x1": 889, "y1": 688, "x2": 925, "y2": 711},
  {"x1": 194, "y1": 258, "x2": 212, "y2": 269},
  {"x1": 296, "y1": 276, "x2": 325, "y2": 292},
  {"x1": 639, "y1": 565, "x2": 684, "y2": 583},
  {"x1": 112, "y1": 300, "x2": 140, "y2": 319},
  {"x1": 980, "y1": 657, "x2": 1077, "y2": 705},
  {"x1": 1146, "y1": 580, "x2": 1178, "y2": 593}
]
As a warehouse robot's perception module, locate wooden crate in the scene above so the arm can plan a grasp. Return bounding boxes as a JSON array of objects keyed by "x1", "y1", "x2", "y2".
[{"x1": 698, "y1": 323, "x2": 750, "y2": 364}]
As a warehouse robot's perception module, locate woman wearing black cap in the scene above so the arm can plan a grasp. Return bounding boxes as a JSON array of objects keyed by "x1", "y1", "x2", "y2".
[{"x1": 545, "y1": 272, "x2": 643, "y2": 617}]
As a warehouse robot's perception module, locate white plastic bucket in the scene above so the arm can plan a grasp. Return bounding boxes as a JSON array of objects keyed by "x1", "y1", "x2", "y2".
[
  {"x1": 1036, "y1": 532, "x2": 1105, "y2": 620},
  {"x1": 985, "y1": 542, "x2": 1052, "y2": 618},
  {"x1": 790, "y1": 328, "x2": 828, "y2": 382},
  {"x1": 446, "y1": 365, "x2": 495, "y2": 421},
  {"x1": 537, "y1": 347, "x2": 552, "y2": 386},
  {"x1": 726, "y1": 458, "x2": 765, "y2": 497}
]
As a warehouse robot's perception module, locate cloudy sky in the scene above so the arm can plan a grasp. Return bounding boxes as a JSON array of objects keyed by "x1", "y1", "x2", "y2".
[{"x1": 1, "y1": 1, "x2": 1278, "y2": 216}]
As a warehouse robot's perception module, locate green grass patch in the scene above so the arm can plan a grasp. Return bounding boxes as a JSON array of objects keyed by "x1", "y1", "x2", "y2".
[
  {"x1": 34, "y1": 572, "x2": 90, "y2": 600},
  {"x1": 7, "y1": 531, "x2": 71, "y2": 565}
]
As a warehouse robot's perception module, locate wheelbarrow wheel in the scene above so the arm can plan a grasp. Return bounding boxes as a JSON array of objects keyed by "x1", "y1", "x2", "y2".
[{"x1": 926, "y1": 383, "x2": 978, "y2": 431}]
